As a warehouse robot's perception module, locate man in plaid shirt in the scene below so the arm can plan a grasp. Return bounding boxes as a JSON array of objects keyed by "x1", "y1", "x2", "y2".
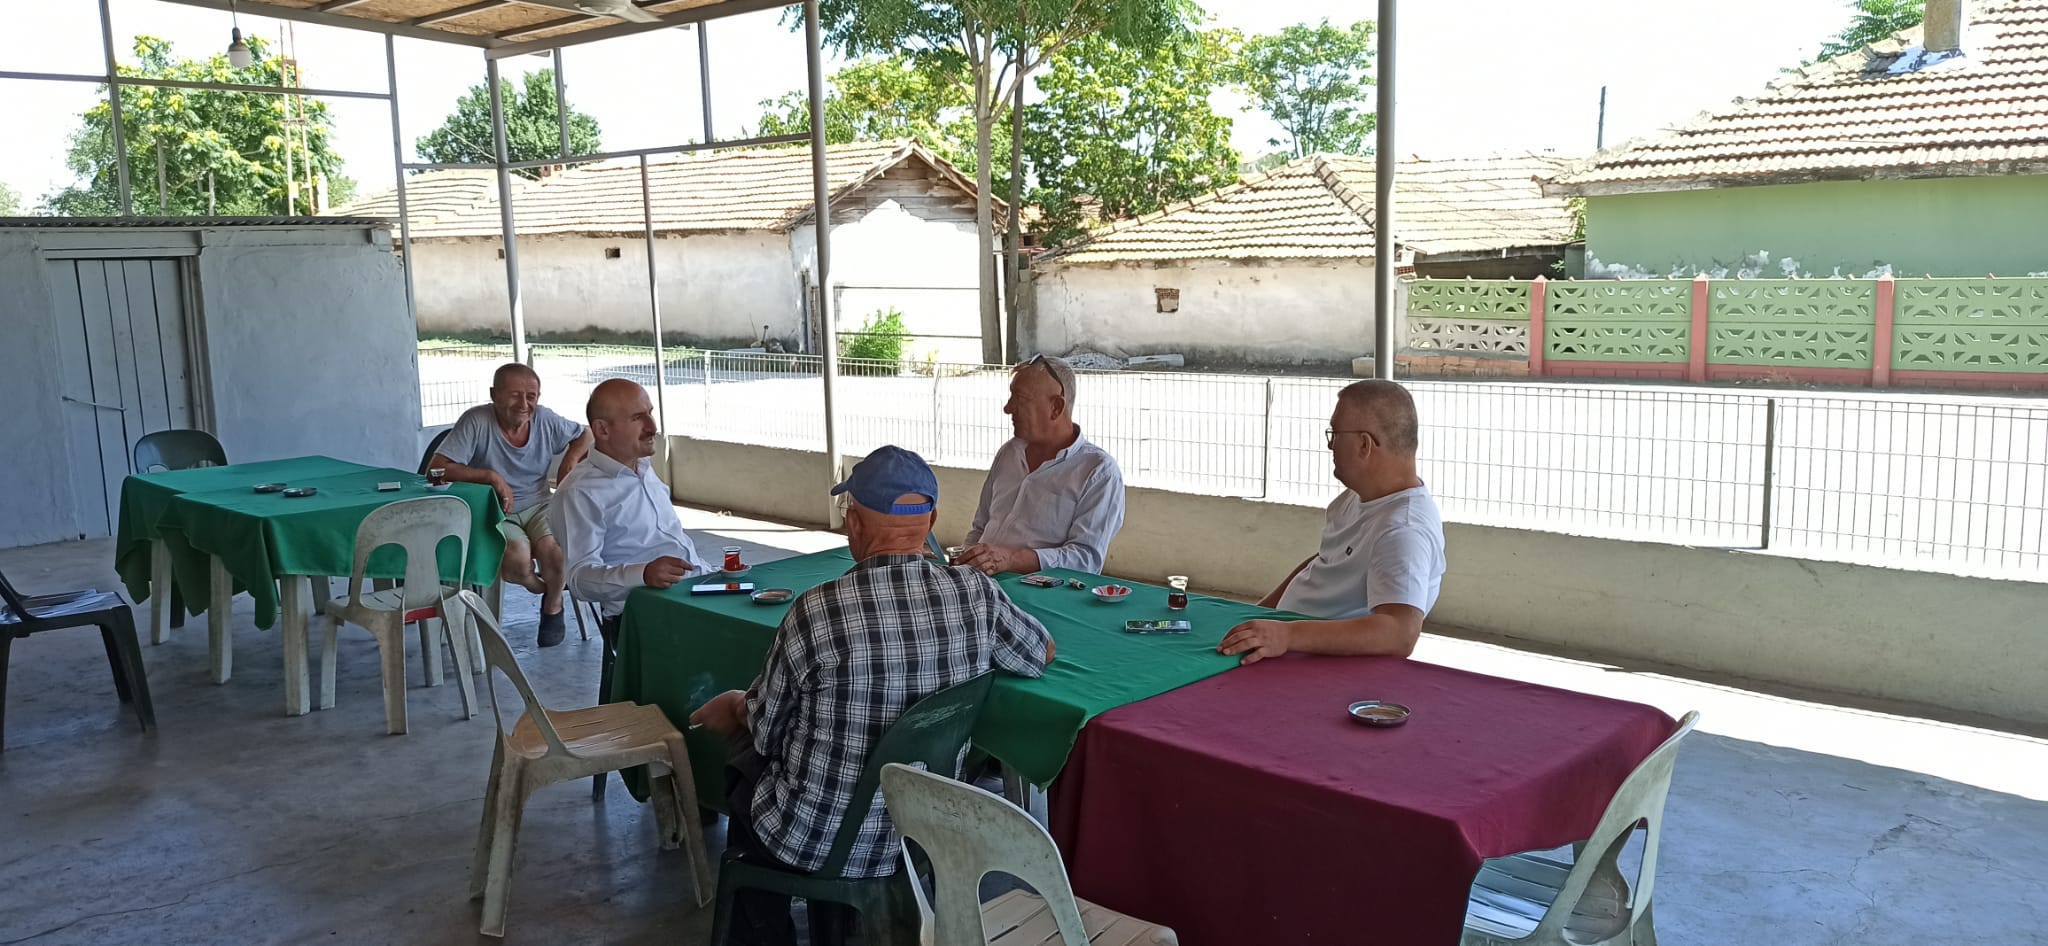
[{"x1": 691, "y1": 445, "x2": 1054, "y2": 946}]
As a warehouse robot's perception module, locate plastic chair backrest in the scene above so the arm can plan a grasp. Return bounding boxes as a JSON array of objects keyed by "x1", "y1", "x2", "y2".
[
  {"x1": 815, "y1": 671, "x2": 995, "y2": 878},
  {"x1": 345, "y1": 495, "x2": 471, "y2": 614},
  {"x1": 419, "y1": 428, "x2": 454, "y2": 476},
  {"x1": 881, "y1": 763, "x2": 1091, "y2": 946},
  {"x1": 453, "y1": 589, "x2": 574, "y2": 758},
  {"x1": 133, "y1": 429, "x2": 226, "y2": 474},
  {"x1": 1528, "y1": 710, "x2": 1700, "y2": 943}
]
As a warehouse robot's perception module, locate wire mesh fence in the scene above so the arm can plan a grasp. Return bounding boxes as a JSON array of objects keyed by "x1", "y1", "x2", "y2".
[{"x1": 417, "y1": 345, "x2": 2048, "y2": 579}]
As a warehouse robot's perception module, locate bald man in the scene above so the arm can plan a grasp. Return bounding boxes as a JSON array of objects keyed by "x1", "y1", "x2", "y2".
[
  {"x1": 433, "y1": 362, "x2": 592, "y2": 646},
  {"x1": 550, "y1": 379, "x2": 707, "y2": 651},
  {"x1": 1220, "y1": 380, "x2": 1446, "y2": 663}
]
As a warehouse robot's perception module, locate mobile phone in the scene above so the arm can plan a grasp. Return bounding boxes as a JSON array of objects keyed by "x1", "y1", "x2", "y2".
[
  {"x1": 1019, "y1": 574, "x2": 1061, "y2": 588},
  {"x1": 690, "y1": 582, "x2": 755, "y2": 595},
  {"x1": 1125, "y1": 619, "x2": 1192, "y2": 635}
]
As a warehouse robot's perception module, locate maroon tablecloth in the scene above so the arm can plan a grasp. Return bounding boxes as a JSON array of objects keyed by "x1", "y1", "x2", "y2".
[{"x1": 1049, "y1": 655, "x2": 1675, "y2": 946}]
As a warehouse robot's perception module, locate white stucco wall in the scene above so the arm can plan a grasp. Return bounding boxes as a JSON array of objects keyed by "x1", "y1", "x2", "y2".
[
  {"x1": 793, "y1": 201, "x2": 985, "y2": 364},
  {"x1": 410, "y1": 231, "x2": 800, "y2": 347},
  {"x1": 1028, "y1": 259, "x2": 1407, "y2": 366},
  {"x1": 664, "y1": 435, "x2": 2048, "y2": 728},
  {"x1": 194, "y1": 228, "x2": 418, "y2": 472},
  {"x1": 409, "y1": 199, "x2": 985, "y2": 356},
  {"x1": 0, "y1": 224, "x2": 417, "y2": 548}
]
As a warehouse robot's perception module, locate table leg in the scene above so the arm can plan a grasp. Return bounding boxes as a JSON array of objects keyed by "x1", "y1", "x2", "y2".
[
  {"x1": 208, "y1": 556, "x2": 233, "y2": 684},
  {"x1": 999, "y1": 766, "x2": 1049, "y2": 825},
  {"x1": 149, "y1": 540, "x2": 174, "y2": 645},
  {"x1": 281, "y1": 575, "x2": 311, "y2": 717}
]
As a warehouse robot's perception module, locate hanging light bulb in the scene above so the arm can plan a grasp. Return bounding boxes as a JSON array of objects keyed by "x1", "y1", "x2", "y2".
[{"x1": 226, "y1": 1, "x2": 252, "y2": 68}]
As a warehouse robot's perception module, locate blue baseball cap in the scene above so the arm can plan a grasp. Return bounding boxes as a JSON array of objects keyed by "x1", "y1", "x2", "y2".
[{"x1": 831, "y1": 445, "x2": 938, "y2": 515}]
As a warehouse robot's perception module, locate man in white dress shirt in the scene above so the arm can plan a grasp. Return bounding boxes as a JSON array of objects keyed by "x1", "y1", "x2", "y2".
[
  {"x1": 953, "y1": 355, "x2": 1125, "y2": 576},
  {"x1": 551, "y1": 379, "x2": 707, "y2": 647},
  {"x1": 1220, "y1": 380, "x2": 1446, "y2": 664}
]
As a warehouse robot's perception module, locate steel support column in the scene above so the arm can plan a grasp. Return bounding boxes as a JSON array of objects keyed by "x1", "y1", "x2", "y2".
[
  {"x1": 1373, "y1": 0, "x2": 1398, "y2": 380},
  {"x1": 486, "y1": 57, "x2": 529, "y2": 363},
  {"x1": 803, "y1": 0, "x2": 844, "y2": 522}
]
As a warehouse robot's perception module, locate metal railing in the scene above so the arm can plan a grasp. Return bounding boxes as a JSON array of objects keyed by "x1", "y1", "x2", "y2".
[{"x1": 417, "y1": 346, "x2": 2048, "y2": 580}]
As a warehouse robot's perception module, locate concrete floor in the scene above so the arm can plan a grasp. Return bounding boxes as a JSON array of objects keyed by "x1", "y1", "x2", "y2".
[{"x1": 3, "y1": 507, "x2": 2045, "y2": 946}]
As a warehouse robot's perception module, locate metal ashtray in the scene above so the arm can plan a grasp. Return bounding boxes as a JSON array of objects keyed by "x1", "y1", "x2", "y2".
[
  {"x1": 281, "y1": 487, "x2": 318, "y2": 498},
  {"x1": 1347, "y1": 700, "x2": 1411, "y2": 728},
  {"x1": 750, "y1": 588, "x2": 794, "y2": 606}
]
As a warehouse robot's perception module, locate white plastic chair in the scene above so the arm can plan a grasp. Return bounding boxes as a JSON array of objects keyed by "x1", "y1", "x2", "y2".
[
  {"x1": 453, "y1": 590, "x2": 711, "y2": 937},
  {"x1": 316, "y1": 495, "x2": 477, "y2": 735},
  {"x1": 1462, "y1": 710, "x2": 1701, "y2": 946},
  {"x1": 878, "y1": 762, "x2": 1178, "y2": 946}
]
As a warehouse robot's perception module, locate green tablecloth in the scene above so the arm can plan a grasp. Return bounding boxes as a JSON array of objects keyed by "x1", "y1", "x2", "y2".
[
  {"x1": 115, "y1": 455, "x2": 377, "y2": 606},
  {"x1": 119, "y1": 463, "x2": 505, "y2": 629},
  {"x1": 612, "y1": 548, "x2": 1265, "y2": 800}
]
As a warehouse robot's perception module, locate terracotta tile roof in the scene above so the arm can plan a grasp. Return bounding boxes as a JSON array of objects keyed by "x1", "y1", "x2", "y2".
[
  {"x1": 331, "y1": 169, "x2": 519, "y2": 228},
  {"x1": 1039, "y1": 153, "x2": 1577, "y2": 266},
  {"x1": 331, "y1": 140, "x2": 981, "y2": 239},
  {"x1": 1553, "y1": 0, "x2": 2048, "y2": 194}
]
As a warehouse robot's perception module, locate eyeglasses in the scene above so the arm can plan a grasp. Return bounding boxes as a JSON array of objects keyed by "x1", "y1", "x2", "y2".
[
  {"x1": 1325, "y1": 428, "x2": 1379, "y2": 448},
  {"x1": 1028, "y1": 354, "x2": 1067, "y2": 401}
]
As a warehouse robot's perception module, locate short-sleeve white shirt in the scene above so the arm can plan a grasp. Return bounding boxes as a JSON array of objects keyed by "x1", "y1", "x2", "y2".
[{"x1": 1277, "y1": 484, "x2": 1447, "y2": 620}]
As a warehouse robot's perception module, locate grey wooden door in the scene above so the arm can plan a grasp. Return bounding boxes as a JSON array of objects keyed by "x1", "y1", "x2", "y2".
[{"x1": 51, "y1": 258, "x2": 195, "y2": 538}]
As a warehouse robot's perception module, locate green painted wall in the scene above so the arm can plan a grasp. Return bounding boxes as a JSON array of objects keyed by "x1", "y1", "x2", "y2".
[{"x1": 1585, "y1": 175, "x2": 2048, "y2": 279}]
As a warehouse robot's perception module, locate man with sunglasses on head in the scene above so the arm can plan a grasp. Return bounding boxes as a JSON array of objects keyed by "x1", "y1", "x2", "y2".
[
  {"x1": 953, "y1": 355, "x2": 1126, "y2": 577},
  {"x1": 1220, "y1": 380, "x2": 1446, "y2": 664}
]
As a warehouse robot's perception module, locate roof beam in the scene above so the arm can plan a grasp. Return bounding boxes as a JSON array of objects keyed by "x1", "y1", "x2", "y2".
[
  {"x1": 148, "y1": 0, "x2": 499, "y2": 46},
  {"x1": 491, "y1": 2, "x2": 663, "y2": 40},
  {"x1": 488, "y1": 0, "x2": 789, "y2": 57},
  {"x1": 318, "y1": 0, "x2": 379, "y2": 10},
  {"x1": 414, "y1": 0, "x2": 523, "y2": 26}
]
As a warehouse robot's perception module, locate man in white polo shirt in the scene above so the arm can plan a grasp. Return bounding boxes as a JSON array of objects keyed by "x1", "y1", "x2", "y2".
[
  {"x1": 1220, "y1": 380, "x2": 1446, "y2": 663},
  {"x1": 954, "y1": 355, "x2": 1125, "y2": 576}
]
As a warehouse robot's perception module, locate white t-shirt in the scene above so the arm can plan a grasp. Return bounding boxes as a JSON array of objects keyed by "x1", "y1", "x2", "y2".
[{"x1": 1277, "y1": 484, "x2": 1447, "y2": 620}]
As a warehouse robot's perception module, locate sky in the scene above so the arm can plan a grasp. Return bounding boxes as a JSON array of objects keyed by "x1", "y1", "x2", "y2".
[{"x1": 1, "y1": 0, "x2": 1856, "y2": 209}]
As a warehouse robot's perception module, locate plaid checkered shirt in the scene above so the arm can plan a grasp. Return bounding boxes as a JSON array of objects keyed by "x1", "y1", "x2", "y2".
[{"x1": 742, "y1": 553, "x2": 1052, "y2": 877}]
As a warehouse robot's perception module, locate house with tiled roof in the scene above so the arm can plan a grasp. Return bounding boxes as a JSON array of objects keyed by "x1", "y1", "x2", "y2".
[
  {"x1": 1548, "y1": 0, "x2": 2048, "y2": 278},
  {"x1": 333, "y1": 140, "x2": 991, "y2": 358},
  {"x1": 1027, "y1": 153, "x2": 1577, "y2": 367}
]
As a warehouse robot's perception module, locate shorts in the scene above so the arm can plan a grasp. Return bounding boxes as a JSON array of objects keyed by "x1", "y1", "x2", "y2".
[{"x1": 497, "y1": 501, "x2": 554, "y2": 547}]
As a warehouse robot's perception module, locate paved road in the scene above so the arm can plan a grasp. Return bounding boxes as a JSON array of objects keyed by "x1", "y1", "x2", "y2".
[{"x1": 419, "y1": 348, "x2": 2048, "y2": 579}]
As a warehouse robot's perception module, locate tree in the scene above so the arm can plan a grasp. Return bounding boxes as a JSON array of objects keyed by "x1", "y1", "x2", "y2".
[
  {"x1": 1813, "y1": 0, "x2": 1924, "y2": 61},
  {"x1": 1237, "y1": 19, "x2": 1377, "y2": 159},
  {"x1": 45, "y1": 35, "x2": 353, "y2": 216},
  {"x1": 415, "y1": 69, "x2": 602, "y2": 179},
  {"x1": 1027, "y1": 30, "x2": 1242, "y2": 247},
  {"x1": 750, "y1": 55, "x2": 1016, "y2": 195},
  {"x1": 0, "y1": 181, "x2": 20, "y2": 216},
  {"x1": 817, "y1": 0, "x2": 1198, "y2": 363}
]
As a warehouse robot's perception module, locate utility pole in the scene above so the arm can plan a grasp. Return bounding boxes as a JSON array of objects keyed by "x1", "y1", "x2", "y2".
[{"x1": 1596, "y1": 85, "x2": 1608, "y2": 151}]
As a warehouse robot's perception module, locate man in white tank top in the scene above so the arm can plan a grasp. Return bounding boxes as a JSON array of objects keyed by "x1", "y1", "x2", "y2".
[{"x1": 1220, "y1": 380, "x2": 1447, "y2": 664}]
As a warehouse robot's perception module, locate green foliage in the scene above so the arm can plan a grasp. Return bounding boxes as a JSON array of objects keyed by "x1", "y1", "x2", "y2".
[
  {"x1": 415, "y1": 69, "x2": 602, "y2": 179},
  {"x1": 1814, "y1": 0, "x2": 1925, "y2": 61},
  {"x1": 748, "y1": 56, "x2": 1012, "y2": 191},
  {"x1": 45, "y1": 35, "x2": 353, "y2": 216},
  {"x1": 0, "y1": 181, "x2": 20, "y2": 216},
  {"x1": 1240, "y1": 152, "x2": 1294, "y2": 175},
  {"x1": 1236, "y1": 19, "x2": 1377, "y2": 158},
  {"x1": 840, "y1": 308, "x2": 909, "y2": 365},
  {"x1": 1027, "y1": 30, "x2": 1242, "y2": 247}
]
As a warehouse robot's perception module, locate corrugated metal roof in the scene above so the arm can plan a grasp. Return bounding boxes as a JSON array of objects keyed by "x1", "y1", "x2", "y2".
[
  {"x1": 1039, "y1": 153, "x2": 1578, "y2": 266},
  {"x1": 330, "y1": 140, "x2": 984, "y2": 240},
  {"x1": 1553, "y1": 0, "x2": 2048, "y2": 193}
]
